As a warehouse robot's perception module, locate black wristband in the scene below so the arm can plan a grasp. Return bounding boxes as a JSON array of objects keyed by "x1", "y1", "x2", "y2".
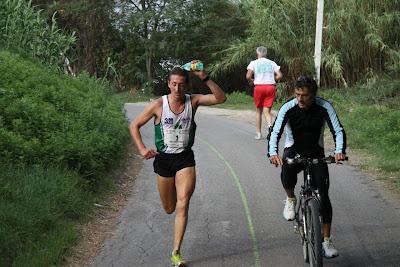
[{"x1": 202, "y1": 75, "x2": 210, "y2": 82}]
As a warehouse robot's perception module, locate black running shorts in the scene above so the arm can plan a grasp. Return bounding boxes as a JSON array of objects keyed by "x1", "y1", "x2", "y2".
[{"x1": 153, "y1": 149, "x2": 196, "y2": 177}]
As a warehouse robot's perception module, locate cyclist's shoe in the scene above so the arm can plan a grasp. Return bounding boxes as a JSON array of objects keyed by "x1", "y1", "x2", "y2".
[
  {"x1": 171, "y1": 250, "x2": 186, "y2": 267},
  {"x1": 322, "y1": 237, "x2": 339, "y2": 258},
  {"x1": 283, "y1": 197, "x2": 296, "y2": 221},
  {"x1": 254, "y1": 132, "x2": 262, "y2": 140}
]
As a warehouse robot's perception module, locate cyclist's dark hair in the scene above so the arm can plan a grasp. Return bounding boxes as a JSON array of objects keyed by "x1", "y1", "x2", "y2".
[
  {"x1": 168, "y1": 67, "x2": 190, "y2": 84},
  {"x1": 295, "y1": 75, "x2": 318, "y2": 95}
]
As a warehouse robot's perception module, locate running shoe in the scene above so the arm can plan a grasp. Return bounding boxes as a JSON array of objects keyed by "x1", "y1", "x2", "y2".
[
  {"x1": 171, "y1": 250, "x2": 186, "y2": 267},
  {"x1": 283, "y1": 197, "x2": 296, "y2": 221},
  {"x1": 323, "y1": 237, "x2": 339, "y2": 258}
]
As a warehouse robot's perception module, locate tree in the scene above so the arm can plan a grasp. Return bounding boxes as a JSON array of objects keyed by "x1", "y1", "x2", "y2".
[
  {"x1": 116, "y1": 0, "x2": 249, "y2": 93},
  {"x1": 32, "y1": 0, "x2": 125, "y2": 79},
  {"x1": 117, "y1": 0, "x2": 186, "y2": 84}
]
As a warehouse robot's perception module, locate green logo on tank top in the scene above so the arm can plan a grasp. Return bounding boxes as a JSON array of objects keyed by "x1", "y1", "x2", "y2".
[{"x1": 174, "y1": 123, "x2": 183, "y2": 129}]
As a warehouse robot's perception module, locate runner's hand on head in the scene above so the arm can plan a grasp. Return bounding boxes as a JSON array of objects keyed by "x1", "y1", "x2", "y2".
[
  {"x1": 192, "y1": 70, "x2": 207, "y2": 80},
  {"x1": 140, "y1": 147, "x2": 158, "y2": 159}
]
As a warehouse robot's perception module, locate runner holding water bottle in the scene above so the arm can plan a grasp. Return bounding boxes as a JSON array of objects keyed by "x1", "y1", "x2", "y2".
[{"x1": 130, "y1": 61, "x2": 226, "y2": 266}]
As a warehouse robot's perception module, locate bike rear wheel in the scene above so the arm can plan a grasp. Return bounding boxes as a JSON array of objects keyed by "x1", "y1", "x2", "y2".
[{"x1": 307, "y1": 199, "x2": 323, "y2": 267}]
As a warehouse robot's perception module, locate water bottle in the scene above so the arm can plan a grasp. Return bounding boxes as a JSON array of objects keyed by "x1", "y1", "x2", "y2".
[{"x1": 181, "y1": 60, "x2": 204, "y2": 71}]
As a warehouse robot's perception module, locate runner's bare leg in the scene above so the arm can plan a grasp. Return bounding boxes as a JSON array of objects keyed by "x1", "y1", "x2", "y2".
[
  {"x1": 157, "y1": 175, "x2": 176, "y2": 214},
  {"x1": 173, "y1": 167, "x2": 196, "y2": 252},
  {"x1": 263, "y1": 107, "x2": 273, "y2": 127},
  {"x1": 256, "y1": 107, "x2": 263, "y2": 133}
]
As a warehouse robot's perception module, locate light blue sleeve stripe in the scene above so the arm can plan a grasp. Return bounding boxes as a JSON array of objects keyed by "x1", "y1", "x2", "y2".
[
  {"x1": 268, "y1": 99, "x2": 297, "y2": 156},
  {"x1": 317, "y1": 98, "x2": 344, "y2": 153}
]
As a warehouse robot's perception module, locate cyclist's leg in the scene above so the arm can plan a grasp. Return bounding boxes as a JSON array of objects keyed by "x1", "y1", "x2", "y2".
[
  {"x1": 312, "y1": 163, "x2": 339, "y2": 258},
  {"x1": 173, "y1": 166, "x2": 196, "y2": 252},
  {"x1": 311, "y1": 163, "x2": 332, "y2": 237},
  {"x1": 281, "y1": 148, "x2": 302, "y2": 220},
  {"x1": 281, "y1": 148, "x2": 301, "y2": 197}
]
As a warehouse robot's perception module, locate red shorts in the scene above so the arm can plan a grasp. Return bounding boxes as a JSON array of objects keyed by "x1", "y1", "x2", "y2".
[{"x1": 253, "y1": 84, "x2": 276, "y2": 108}]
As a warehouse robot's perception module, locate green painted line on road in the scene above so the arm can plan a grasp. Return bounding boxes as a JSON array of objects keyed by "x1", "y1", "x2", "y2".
[{"x1": 199, "y1": 137, "x2": 261, "y2": 267}]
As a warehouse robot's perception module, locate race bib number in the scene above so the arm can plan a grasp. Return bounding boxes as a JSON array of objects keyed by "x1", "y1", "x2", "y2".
[{"x1": 164, "y1": 129, "x2": 189, "y2": 148}]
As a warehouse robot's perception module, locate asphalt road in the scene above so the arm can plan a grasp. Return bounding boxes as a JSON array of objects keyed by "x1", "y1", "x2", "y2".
[{"x1": 90, "y1": 103, "x2": 400, "y2": 267}]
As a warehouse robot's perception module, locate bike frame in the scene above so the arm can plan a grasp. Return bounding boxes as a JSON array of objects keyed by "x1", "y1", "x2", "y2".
[{"x1": 295, "y1": 160, "x2": 322, "y2": 240}]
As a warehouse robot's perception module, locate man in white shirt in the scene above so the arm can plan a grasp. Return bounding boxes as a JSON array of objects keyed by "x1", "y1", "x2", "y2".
[{"x1": 246, "y1": 46, "x2": 282, "y2": 139}]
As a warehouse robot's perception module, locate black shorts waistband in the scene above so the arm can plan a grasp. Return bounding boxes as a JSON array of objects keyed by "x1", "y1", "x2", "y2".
[{"x1": 157, "y1": 149, "x2": 193, "y2": 159}]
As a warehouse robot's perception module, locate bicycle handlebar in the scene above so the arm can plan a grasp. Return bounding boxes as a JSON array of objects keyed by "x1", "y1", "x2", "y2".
[{"x1": 285, "y1": 155, "x2": 349, "y2": 165}]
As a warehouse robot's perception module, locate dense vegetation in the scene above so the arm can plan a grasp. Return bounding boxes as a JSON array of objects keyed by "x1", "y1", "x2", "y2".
[
  {"x1": 29, "y1": 0, "x2": 399, "y2": 93},
  {"x1": 0, "y1": 0, "x2": 399, "y2": 265},
  {"x1": 0, "y1": 1, "x2": 129, "y2": 265},
  {"x1": 0, "y1": 51, "x2": 130, "y2": 266},
  {"x1": 320, "y1": 79, "x2": 400, "y2": 185}
]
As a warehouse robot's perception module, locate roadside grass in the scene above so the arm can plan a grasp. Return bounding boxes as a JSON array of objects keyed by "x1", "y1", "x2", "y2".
[
  {"x1": 217, "y1": 91, "x2": 254, "y2": 110},
  {"x1": 114, "y1": 90, "x2": 155, "y2": 104},
  {"x1": 0, "y1": 165, "x2": 90, "y2": 266},
  {"x1": 319, "y1": 79, "x2": 400, "y2": 189}
]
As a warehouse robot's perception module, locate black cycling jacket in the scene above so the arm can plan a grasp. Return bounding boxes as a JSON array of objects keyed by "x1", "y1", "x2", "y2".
[{"x1": 267, "y1": 97, "x2": 346, "y2": 157}]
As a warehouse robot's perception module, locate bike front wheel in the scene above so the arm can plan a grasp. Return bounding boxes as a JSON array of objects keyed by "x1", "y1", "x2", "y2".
[{"x1": 307, "y1": 199, "x2": 323, "y2": 267}]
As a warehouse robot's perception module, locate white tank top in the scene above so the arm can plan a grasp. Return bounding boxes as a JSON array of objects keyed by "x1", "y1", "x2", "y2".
[
  {"x1": 247, "y1": 57, "x2": 280, "y2": 85},
  {"x1": 154, "y1": 94, "x2": 196, "y2": 154}
]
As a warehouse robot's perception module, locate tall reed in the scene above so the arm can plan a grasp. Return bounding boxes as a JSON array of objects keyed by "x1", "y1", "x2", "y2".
[
  {"x1": 211, "y1": 0, "x2": 400, "y2": 87},
  {"x1": 0, "y1": 0, "x2": 76, "y2": 66}
]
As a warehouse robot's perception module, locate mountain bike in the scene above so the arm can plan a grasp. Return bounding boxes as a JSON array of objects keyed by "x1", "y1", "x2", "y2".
[{"x1": 286, "y1": 155, "x2": 347, "y2": 267}]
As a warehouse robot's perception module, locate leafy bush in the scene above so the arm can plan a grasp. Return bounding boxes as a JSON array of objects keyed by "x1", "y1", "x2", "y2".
[
  {"x1": 0, "y1": 51, "x2": 130, "y2": 175},
  {"x1": 0, "y1": 0, "x2": 75, "y2": 66}
]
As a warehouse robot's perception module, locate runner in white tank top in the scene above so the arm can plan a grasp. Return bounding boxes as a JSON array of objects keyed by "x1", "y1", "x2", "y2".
[
  {"x1": 130, "y1": 65, "x2": 226, "y2": 266},
  {"x1": 155, "y1": 94, "x2": 196, "y2": 154},
  {"x1": 246, "y1": 46, "x2": 283, "y2": 139}
]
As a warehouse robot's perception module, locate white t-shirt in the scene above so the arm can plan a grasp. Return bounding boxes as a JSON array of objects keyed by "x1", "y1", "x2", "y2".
[{"x1": 247, "y1": 57, "x2": 280, "y2": 85}]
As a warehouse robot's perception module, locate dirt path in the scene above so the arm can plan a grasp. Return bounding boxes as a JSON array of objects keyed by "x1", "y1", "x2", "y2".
[{"x1": 61, "y1": 143, "x2": 143, "y2": 267}]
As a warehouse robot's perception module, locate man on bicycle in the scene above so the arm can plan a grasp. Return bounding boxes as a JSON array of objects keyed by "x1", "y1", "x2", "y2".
[{"x1": 267, "y1": 75, "x2": 346, "y2": 258}]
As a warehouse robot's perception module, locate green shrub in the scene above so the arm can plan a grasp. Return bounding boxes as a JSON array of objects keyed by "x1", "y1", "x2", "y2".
[
  {"x1": 0, "y1": 51, "x2": 130, "y2": 175},
  {"x1": 0, "y1": 164, "x2": 89, "y2": 266}
]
